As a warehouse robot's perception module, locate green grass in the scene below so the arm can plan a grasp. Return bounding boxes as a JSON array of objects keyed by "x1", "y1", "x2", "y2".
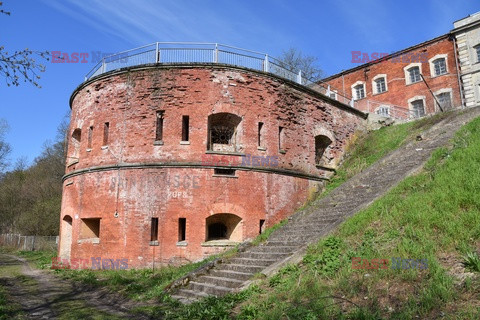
[
  {"x1": 55, "y1": 257, "x2": 219, "y2": 301},
  {"x1": 0, "y1": 284, "x2": 26, "y2": 320},
  {"x1": 17, "y1": 250, "x2": 57, "y2": 269}
]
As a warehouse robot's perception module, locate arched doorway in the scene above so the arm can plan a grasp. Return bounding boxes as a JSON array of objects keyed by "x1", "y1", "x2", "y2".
[
  {"x1": 59, "y1": 215, "x2": 73, "y2": 259},
  {"x1": 205, "y1": 213, "x2": 242, "y2": 242}
]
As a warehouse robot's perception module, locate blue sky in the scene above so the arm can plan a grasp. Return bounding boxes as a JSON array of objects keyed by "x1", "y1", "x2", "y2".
[{"x1": 0, "y1": 0, "x2": 478, "y2": 168}]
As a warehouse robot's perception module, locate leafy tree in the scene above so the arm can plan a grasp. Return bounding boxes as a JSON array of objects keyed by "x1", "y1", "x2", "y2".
[
  {"x1": 0, "y1": 2, "x2": 49, "y2": 87},
  {"x1": 276, "y1": 48, "x2": 323, "y2": 83},
  {"x1": 0, "y1": 120, "x2": 66, "y2": 235}
]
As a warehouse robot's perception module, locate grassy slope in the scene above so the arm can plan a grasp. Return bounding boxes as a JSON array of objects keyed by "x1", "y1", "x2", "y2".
[{"x1": 229, "y1": 116, "x2": 480, "y2": 319}]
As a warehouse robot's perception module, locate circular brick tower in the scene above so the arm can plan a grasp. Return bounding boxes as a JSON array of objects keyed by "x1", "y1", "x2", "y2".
[{"x1": 58, "y1": 45, "x2": 365, "y2": 268}]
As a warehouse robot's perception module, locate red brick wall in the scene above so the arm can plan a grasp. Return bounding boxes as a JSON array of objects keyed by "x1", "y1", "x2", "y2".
[
  {"x1": 59, "y1": 65, "x2": 365, "y2": 268},
  {"x1": 325, "y1": 37, "x2": 461, "y2": 116}
]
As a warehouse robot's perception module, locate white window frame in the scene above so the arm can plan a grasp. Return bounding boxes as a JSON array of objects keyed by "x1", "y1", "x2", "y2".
[
  {"x1": 372, "y1": 74, "x2": 388, "y2": 95},
  {"x1": 428, "y1": 54, "x2": 448, "y2": 77},
  {"x1": 375, "y1": 105, "x2": 390, "y2": 117},
  {"x1": 404, "y1": 63, "x2": 422, "y2": 85},
  {"x1": 407, "y1": 95, "x2": 427, "y2": 118},
  {"x1": 351, "y1": 81, "x2": 366, "y2": 100},
  {"x1": 475, "y1": 45, "x2": 480, "y2": 63},
  {"x1": 433, "y1": 88, "x2": 453, "y2": 111},
  {"x1": 328, "y1": 90, "x2": 337, "y2": 100}
]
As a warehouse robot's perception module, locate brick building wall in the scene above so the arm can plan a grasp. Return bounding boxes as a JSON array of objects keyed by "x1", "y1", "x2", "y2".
[
  {"x1": 324, "y1": 35, "x2": 462, "y2": 119},
  {"x1": 59, "y1": 64, "x2": 366, "y2": 268}
]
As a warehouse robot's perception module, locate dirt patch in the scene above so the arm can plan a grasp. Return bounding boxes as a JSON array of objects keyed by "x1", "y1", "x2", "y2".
[
  {"x1": 438, "y1": 252, "x2": 476, "y2": 285},
  {"x1": 0, "y1": 253, "x2": 152, "y2": 319}
]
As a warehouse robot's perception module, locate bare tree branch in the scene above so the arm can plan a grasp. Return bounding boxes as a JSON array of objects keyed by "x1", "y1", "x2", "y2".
[
  {"x1": 0, "y1": 2, "x2": 49, "y2": 87},
  {"x1": 276, "y1": 47, "x2": 323, "y2": 83}
]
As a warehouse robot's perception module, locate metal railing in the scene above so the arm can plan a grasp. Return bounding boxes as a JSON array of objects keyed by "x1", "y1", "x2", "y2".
[
  {"x1": 84, "y1": 42, "x2": 357, "y2": 108},
  {"x1": 356, "y1": 99, "x2": 424, "y2": 120}
]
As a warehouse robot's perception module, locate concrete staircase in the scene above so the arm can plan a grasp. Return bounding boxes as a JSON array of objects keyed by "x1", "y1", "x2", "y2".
[{"x1": 170, "y1": 107, "x2": 480, "y2": 304}]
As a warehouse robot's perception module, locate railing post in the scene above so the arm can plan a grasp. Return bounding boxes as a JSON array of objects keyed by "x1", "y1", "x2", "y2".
[
  {"x1": 297, "y1": 70, "x2": 302, "y2": 84},
  {"x1": 264, "y1": 54, "x2": 269, "y2": 72},
  {"x1": 102, "y1": 58, "x2": 106, "y2": 73},
  {"x1": 155, "y1": 42, "x2": 159, "y2": 63},
  {"x1": 326, "y1": 85, "x2": 331, "y2": 96},
  {"x1": 214, "y1": 43, "x2": 218, "y2": 63},
  {"x1": 350, "y1": 99, "x2": 355, "y2": 108}
]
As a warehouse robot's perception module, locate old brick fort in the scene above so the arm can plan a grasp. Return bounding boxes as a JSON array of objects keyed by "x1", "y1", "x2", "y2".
[{"x1": 59, "y1": 12, "x2": 480, "y2": 268}]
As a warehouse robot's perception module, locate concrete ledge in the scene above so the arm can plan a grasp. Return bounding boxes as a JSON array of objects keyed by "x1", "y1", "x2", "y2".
[
  {"x1": 62, "y1": 162, "x2": 330, "y2": 182},
  {"x1": 201, "y1": 240, "x2": 239, "y2": 247}
]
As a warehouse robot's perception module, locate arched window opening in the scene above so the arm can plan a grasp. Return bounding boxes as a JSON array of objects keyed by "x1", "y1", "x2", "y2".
[
  {"x1": 71, "y1": 128, "x2": 82, "y2": 159},
  {"x1": 207, "y1": 113, "x2": 242, "y2": 152},
  {"x1": 315, "y1": 135, "x2": 332, "y2": 166},
  {"x1": 59, "y1": 215, "x2": 73, "y2": 259},
  {"x1": 205, "y1": 213, "x2": 242, "y2": 242}
]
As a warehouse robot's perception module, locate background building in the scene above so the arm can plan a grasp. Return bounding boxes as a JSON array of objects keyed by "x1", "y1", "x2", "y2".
[{"x1": 452, "y1": 12, "x2": 480, "y2": 108}]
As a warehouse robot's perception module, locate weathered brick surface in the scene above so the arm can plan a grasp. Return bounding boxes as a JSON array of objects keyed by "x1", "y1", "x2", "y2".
[
  {"x1": 325, "y1": 36, "x2": 462, "y2": 115},
  {"x1": 59, "y1": 65, "x2": 365, "y2": 268}
]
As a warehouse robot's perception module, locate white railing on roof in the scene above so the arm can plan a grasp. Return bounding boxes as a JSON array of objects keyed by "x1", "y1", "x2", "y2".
[{"x1": 84, "y1": 42, "x2": 357, "y2": 108}]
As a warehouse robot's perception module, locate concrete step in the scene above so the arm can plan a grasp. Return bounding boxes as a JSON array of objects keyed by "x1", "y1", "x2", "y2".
[
  {"x1": 250, "y1": 245, "x2": 298, "y2": 254},
  {"x1": 209, "y1": 269, "x2": 253, "y2": 281},
  {"x1": 237, "y1": 251, "x2": 290, "y2": 260},
  {"x1": 268, "y1": 234, "x2": 316, "y2": 242},
  {"x1": 171, "y1": 288, "x2": 210, "y2": 301},
  {"x1": 228, "y1": 258, "x2": 276, "y2": 266},
  {"x1": 265, "y1": 240, "x2": 303, "y2": 247},
  {"x1": 216, "y1": 263, "x2": 265, "y2": 273},
  {"x1": 196, "y1": 275, "x2": 244, "y2": 288},
  {"x1": 189, "y1": 281, "x2": 233, "y2": 296}
]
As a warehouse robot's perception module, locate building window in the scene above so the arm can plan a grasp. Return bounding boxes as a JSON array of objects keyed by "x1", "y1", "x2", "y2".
[
  {"x1": 329, "y1": 91, "x2": 337, "y2": 100},
  {"x1": 315, "y1": 135, "x2": 332, "y2": 166},
  {"x1": 259, "y1": 219, "x2": 265, "y2": 234},
  {"x1": 354, "y1": 84, "x2": 365, "y2": 100},
  {"x1": 87, "y1": 126, "x2": 93, "y2": 149},
  {"x1": 103, "y1": 122, "x2": 109, "y2": 146},
  {"x1": 476, "y1": 45, "x2": 480, "y2": 63},
  {"x1": 376, "y1": 106, "x2": 390, "y2": 117},
  {"x1": 436, "y1": 92, "x2": 452, "y2": 111},
  {"x1": 205, "y1": 213, "x2": 242, "y2": 242},
  {"x1": 150, "y1": 218, "x2": 158, "y2": 242},
  {"x1": 433, "y1": 58, "x2": 447, "y2": 76},
  {"x1": 71, "y1": 128, "x2": 81, "y2": 159},
  {"x1": 278, "y1": 126, "x2": 285, "y2": 152},
  {"x1": 178, "y1": 218, "x2": 186, "y2": 242},
  {"x1": 375, "y1": 77, "x2": 386, "y2": 94},
  {"x1": 408, "y1": 66, "x2": 421, "y2": 83},
  {"x1": 181, "y1": 116, "x2": 189, "y2": 142},
  {"x1": 80, "y1": 218, "x2": 100, "y2": 240},
  {"x1": 213, "y1": 168, "x2": 236, "y2": 176},
  {"x1": 155, "y1": 110, "x2": 164, "y2": 142},
  {"x1": 411, "y1": 100, "x2": 425, "y2": 118},
  {"x1": 207, "y1": 113, "x2": 241, "y2": 152},
  {"x1": 258, "y1": 122, "x2": 264, "y2": 148}
]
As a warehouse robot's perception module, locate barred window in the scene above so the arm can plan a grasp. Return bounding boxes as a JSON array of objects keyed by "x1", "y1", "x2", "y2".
[
  {"x1": 433, "y1": 58, "x2": 447, "y2": 76},
  {"x1": 354, "y1": 84, "x2": 365, "y2": 100},
  {"x1": 375, "y1": 77, "x2": 386, "y2": 93},
  {"x1": 408, "y1": 67, "x2": 421, "y2": 83}
]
